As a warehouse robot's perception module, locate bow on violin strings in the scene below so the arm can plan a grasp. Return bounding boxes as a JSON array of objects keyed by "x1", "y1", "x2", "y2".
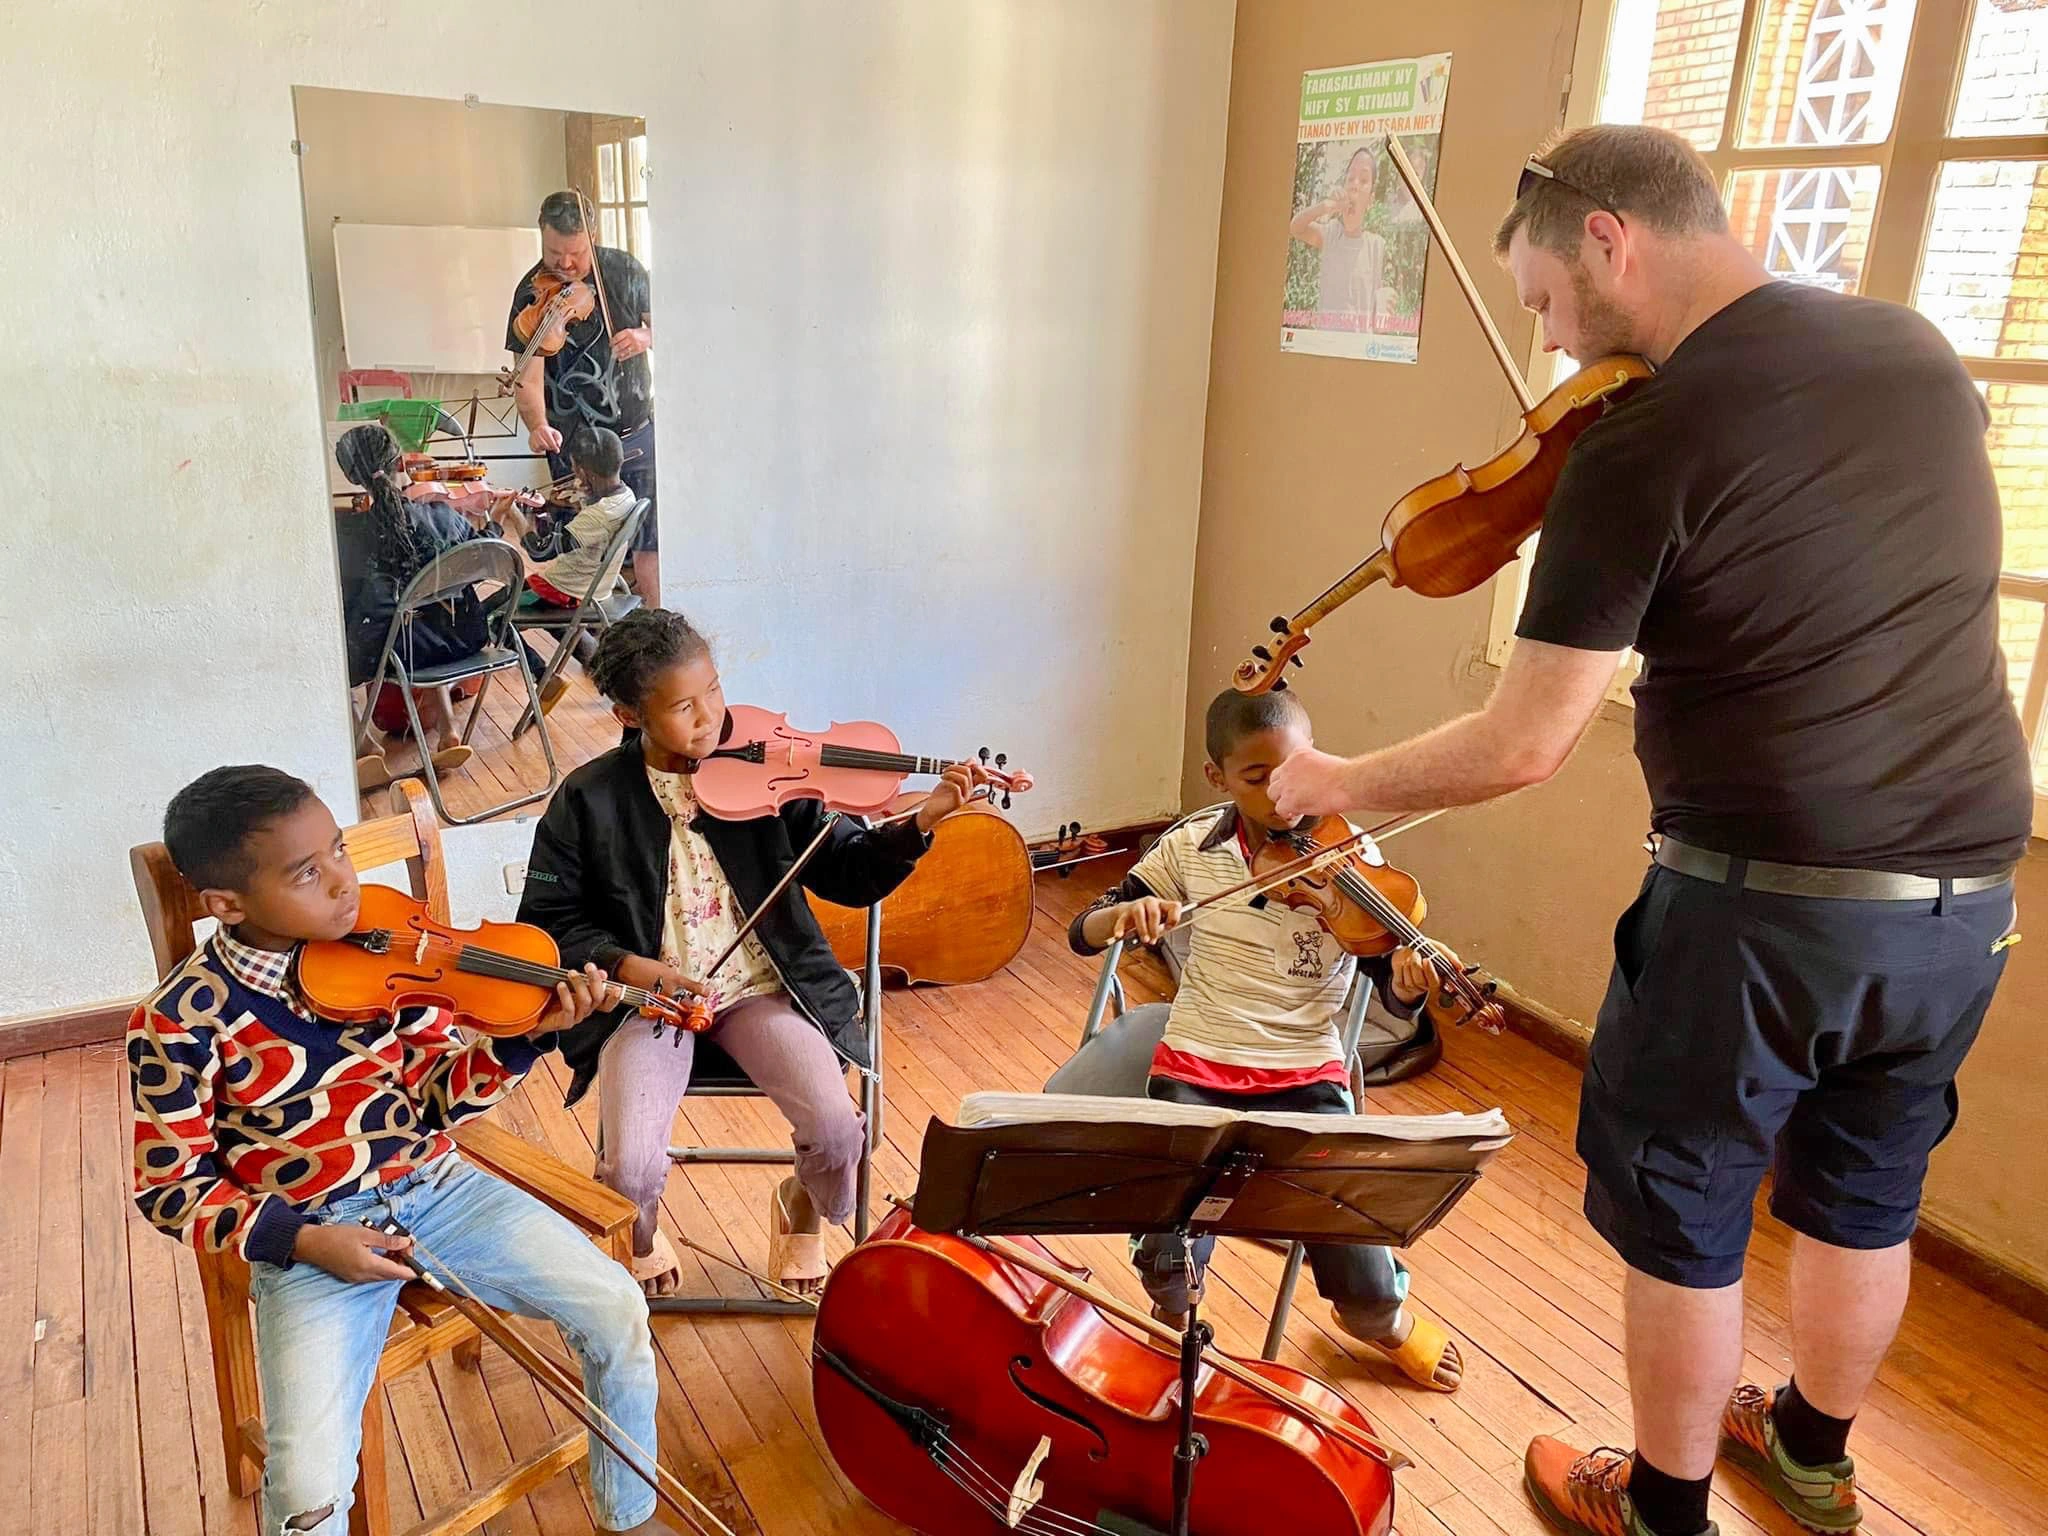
[
  {"x1": 1233, "y1": 135, "x2": 1653, "y2": 695},
  {"x1": 374, "y1": 1220, "x2": 737, "y2": 1536},
  {"x1": 1151, "y1": 809, "x2": 1503, "y2": 1032},
  {"x1": 296, "y1": 885, "x2": 700, "y2": 1038},
  {"x1": 636, "y1": 705, "x2": 1037, "y2": 1035}
]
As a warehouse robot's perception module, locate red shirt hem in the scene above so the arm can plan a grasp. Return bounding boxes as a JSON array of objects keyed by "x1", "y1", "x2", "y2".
[{"x1": 1148, "y1": 1044, "x2": 1349, "y2": 1095}]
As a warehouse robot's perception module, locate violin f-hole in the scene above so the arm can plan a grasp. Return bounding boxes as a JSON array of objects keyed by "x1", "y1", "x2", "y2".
[{"x1": 1005, "y1": 1355, "x2": 1110, "y2": 1461}]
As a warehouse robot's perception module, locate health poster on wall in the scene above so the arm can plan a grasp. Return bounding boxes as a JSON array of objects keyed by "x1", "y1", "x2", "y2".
[{"x1": 1281, "y1": 52, "x2": 1453, "y2": 363}]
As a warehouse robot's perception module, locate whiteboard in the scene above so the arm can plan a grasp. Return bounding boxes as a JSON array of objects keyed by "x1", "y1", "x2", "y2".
[{"x1": 333, "y1": 222, "x2": 541, "y2": 375}]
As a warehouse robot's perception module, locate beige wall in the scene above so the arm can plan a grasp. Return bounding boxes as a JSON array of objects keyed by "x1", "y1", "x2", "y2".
[
  {"x1": 0, "y1": 0, "x2": 1234, "y2": 1022},
  {"x1": 293, "y1": 89, "x2": 567, "y2": 421},
  {"x1": 1188, "y1": 0, "x2": 2048, "y2": 1282}
]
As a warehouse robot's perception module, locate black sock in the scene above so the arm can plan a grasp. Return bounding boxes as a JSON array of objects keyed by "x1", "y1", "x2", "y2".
[
  {"x1": 1629, "y1": 1454, "x2": 1713, "y2": 1536},
  {"x1": 1774, "y1": 1378, "x2": 1854, "y2": 1467}
]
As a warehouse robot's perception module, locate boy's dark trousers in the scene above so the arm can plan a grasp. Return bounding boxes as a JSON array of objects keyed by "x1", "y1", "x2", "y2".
[{"x1": 1135, "y1": 1076, "x2": 1407, "y2": 1336}]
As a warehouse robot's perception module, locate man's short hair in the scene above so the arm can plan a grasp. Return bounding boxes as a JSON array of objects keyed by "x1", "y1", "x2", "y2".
[
  {"x1": 163, "y1": 765, "x2": 318, "y2": 891},
  {"x1": 1494, "y1": 124, "x2": 1727, "y2": 259},
  {"x1": 539, "y1": 191, "x2": 586, "y2": 237},
  {"x1": 1204, "y1": 687, "x2": 1308, "y2": 766}
]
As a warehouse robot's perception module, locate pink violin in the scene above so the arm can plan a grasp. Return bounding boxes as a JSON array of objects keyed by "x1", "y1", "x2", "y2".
[{"x1": 688, "y1": 705, "x2": 1034, "y2": 820}]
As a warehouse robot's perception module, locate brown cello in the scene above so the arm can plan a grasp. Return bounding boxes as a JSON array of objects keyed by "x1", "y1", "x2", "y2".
[
  {"x1": 1234, "y1": 136, "x2": 1652, "y2": 695},
  {"x1": 808, "y1": 798, "x2": 1035, "y2": 985},
  {"x1": 813, "y1": 1204, "x2": 1397, "y2": 1536}
]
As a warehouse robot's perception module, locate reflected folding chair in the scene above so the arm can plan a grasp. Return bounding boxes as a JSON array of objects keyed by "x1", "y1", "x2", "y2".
[
  {"x1": 510, "y1": 497, "x2": 648, "y2": 740},
  {"x1": 1071, "y1": 803, "x2": 1379, "y2": 1362},
  {"x1": 351, "y1": 538, "x2": 559, "y2": 826},
  {"x1": 647, "y1": 903, "x2": 886, "y2": 1317}
]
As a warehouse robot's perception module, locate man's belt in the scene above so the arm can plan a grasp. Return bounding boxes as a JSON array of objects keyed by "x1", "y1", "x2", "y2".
[{"x1": 1651, "y1": 836, "x2": 2015, "y2": 900}]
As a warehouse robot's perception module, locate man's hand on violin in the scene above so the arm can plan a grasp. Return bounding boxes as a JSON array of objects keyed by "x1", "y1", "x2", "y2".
[
  {"x1": 1267, "y1": 747, "x2": 1356, "y2": 823},
  {"x1": 536, "y1": 962, "x2": 619, "y2": 1034},
  {"x1": 1111, "y1": 896, "x2": 1183, "y2": 945},
  {"x1": 609, "y1": 325, "x2": 652, "y2": 361},
  {"x1": 294, "y1": 1223, "x2": 416, "y2": 1285},
  {"x1": 914, "y1": 763, "x2": 981, "y2": 834}
]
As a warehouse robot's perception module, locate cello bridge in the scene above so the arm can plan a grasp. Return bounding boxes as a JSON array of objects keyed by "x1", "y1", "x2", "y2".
[{"x1": 1005, "y1": 1435, "x2": 1052, "y2": 1528}]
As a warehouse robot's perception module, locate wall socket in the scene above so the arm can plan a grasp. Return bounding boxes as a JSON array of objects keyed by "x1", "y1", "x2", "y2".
[{"x1": 503, "y1": 860, "x2": 528, "y2": 895}]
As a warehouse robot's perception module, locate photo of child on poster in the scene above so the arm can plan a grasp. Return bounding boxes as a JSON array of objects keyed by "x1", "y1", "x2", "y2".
[{"x1": 1282, "y1": 53, "x2": 1452, "y2": 364}]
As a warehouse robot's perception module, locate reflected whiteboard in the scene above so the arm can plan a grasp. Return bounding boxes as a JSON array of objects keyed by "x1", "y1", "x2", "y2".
[{"x1": 333, "y1": 222, "x2": 540, "y2": 374}]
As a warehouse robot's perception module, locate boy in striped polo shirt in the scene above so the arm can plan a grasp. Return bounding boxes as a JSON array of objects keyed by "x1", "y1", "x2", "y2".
[{"x1": 1056, "y1": 688, "x2": 1465, "y2": 1393}]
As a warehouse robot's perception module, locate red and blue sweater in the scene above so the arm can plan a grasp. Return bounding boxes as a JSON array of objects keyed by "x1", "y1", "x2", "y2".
[{"x1": 128, "y1": 931, "x2": 548, "y2": 1267}]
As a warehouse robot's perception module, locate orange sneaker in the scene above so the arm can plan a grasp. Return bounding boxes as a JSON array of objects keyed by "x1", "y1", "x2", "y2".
[
  {"x1": 1719, "y1": 1385, "x2": 1861, "y2": 1532},
  {"x1": 1523, "y1": 1438, "x2": 1720, "y2": 1536}
]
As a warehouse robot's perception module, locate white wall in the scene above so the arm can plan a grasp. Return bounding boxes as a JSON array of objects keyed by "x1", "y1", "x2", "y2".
[
  {"x1": 295, "y1": 88, "x2": 568, "y2": 422},
  {"x1": 0, "y1": 1, "x2": 1234, "y2": 1021}
]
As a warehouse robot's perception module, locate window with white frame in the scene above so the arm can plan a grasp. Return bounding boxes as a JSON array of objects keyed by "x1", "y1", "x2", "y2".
[{"x1": 1489, "y1": 0, "x2": 2048, "y2": 831}]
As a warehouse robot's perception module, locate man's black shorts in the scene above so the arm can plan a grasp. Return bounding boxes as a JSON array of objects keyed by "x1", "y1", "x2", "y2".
[{"x1": 1577, "y1": 863, "x2": 2015, "y2": 1288}]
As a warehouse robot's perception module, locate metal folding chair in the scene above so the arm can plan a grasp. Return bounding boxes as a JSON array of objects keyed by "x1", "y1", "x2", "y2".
[
  {"x1": 649, "y1": 904, "x2": 886, "y2": 1318},
  {"x1": 351, "y1": 538, "x2": 560, "y2": 826},
  {"x1": 510, "y1": 497, "x2": 649, "y2": 740},
  {"x1": 1070, "y1": 801, "x2": 1381, "y2": 1362}
]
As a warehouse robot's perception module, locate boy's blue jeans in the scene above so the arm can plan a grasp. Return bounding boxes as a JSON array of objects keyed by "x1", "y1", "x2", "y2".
[{"x1": 250, "y1": 1153, "x2": 658, "y2": 1534}]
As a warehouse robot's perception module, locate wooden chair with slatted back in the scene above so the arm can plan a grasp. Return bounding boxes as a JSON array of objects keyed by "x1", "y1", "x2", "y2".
[{"x1": 129, "y1": 779, "x2": 637, "y2": 1536}]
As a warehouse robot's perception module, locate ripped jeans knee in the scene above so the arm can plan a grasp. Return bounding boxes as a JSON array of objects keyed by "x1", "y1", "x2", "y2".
[{"x1": 273, "y1": 1497, "x2": 345, "y2": 1536}]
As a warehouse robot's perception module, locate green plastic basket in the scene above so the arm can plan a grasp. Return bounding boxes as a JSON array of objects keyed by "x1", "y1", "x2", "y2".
[{"x1": 337, "y1": 398, "x2": 445, "y2": 453}]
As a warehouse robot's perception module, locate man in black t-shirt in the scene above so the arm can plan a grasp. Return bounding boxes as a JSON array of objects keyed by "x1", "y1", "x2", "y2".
[
  {"x1": 506, "y1": 191, "x2": 660, "y2": 598},
  {"x1": 1267, "y1": 126, "x2": 2027, "y2": 1536}
]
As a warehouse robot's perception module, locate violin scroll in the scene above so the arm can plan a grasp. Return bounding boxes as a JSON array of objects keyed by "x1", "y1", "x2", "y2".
[
  {"x1": 973, "y1": 747, "x2": 1034, "y2": 809},
  {"x1": 1232, "y1": 617, "x2": 1312, "y2": 696}
]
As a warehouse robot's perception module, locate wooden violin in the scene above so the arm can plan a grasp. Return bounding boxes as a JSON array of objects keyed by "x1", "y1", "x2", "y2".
[
  {"x1": 1234, "y1": 135, "x2": 1652, "y2": 695},
  {"x1": 297, "y1": 884, "x2": 707, "y2": 1038},
  {"x1": 1248, "y1": 815, "x2": 1504, "y2": 1032},
  {"x1": 403, "y1": 452, "x2": 492, "y2": 484},
  {"x1": 508, "y1": 268, "x2": 599, "y2": 367},
  {"x1": 688, "y1": 704, "x2": 1034, "y2": 820},
  {"x1": 813, "y1": 1204, "x2": 1396, "y2": 1536}
]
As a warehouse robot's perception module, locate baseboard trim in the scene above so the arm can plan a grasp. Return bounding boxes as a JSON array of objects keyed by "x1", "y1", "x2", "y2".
[
  {"x1": 0, "y1": 998, "x2": 135, "y2": 1061},
  {"x1": 1494, "y1": 982, "x2": 2048, "y2": 1328}
]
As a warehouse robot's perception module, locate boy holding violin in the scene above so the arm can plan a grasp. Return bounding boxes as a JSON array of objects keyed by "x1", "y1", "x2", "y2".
[
  {"x1": 1051, "y1": 687, "x2": 1465, "y2": 1393},
  {"x1": 127, "y1": 765, "x2": 687, "y2": 1536}
]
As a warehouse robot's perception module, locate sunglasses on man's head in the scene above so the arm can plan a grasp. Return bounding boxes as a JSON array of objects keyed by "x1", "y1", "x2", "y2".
[{"x1": 1517, "y1": 157, "x2": 1619, "y2": 217}]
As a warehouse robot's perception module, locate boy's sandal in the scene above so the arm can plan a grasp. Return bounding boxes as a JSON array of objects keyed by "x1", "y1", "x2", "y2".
[
  {"x1": 767, "y1": 1183, "x2": 829, "y2": 1287},
  {"x1": 1369, "y1": 1309, "x2": 1461, "y2": 1393},
  {"x1": 628, "y1": 1230, "x2": 682, "y2": 1295}
]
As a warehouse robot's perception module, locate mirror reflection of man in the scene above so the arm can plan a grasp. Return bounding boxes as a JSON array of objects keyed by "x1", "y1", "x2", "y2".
[{"x1": 505, "y1": 191, "x2": 659, "y2": 598}]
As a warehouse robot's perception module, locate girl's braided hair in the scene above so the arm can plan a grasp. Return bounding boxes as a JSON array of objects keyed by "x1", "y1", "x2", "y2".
[{"x1": 590, "y1": 608, "x2": 713, "y2": 709}]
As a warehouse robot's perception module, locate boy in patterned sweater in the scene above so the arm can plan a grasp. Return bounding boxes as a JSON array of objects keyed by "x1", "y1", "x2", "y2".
[{"x1": 128, "y1": 765, "x2": 683, "y2": 1535}]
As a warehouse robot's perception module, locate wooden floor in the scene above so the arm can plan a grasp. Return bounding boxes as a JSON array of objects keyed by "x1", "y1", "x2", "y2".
[
  {"x1": 358, "y1": 642, "x2": 621, "y2": 826},
  {"x1": 9, "y1": 864, "x2": 2048, "y2": 1535}
]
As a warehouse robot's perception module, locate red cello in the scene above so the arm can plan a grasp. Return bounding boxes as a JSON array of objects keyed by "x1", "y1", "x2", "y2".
[{"x1": 813, "y1": 1206, "x2": 1397, "y2": 1536}]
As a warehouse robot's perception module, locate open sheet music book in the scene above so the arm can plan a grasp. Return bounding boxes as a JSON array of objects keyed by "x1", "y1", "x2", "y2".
[{"x1": 956, "y1": 1091, "x2": 1513, "y2": 1149}]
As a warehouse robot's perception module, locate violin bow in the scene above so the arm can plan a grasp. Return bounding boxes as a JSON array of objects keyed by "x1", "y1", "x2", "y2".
[
  {"x1": 573, "y1": 186, "x2": 620, "y2": 341},
  {"x1": 376, "y1": 1221, "x2": 737, "y2": 1536},
  {"x1": 1382, "y1": 133, "x2": 1534, "y2": 413},
  {"x1": 1149, "y1": 807, "x2": 1448, "y2": 941}
]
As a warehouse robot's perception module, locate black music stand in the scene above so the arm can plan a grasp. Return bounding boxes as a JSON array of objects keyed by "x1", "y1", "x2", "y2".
[{"x1": 912, "y1": 1103, "x2": 1507, "y2": 1536}]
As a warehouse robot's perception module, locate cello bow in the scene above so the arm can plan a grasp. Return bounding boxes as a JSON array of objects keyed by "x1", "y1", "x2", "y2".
[{"x1": 378, "y1": 1221, "x2": 737, "y2": 1536}]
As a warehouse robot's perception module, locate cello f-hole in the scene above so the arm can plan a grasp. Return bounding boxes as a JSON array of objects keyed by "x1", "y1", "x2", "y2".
[{"x1": 1005, "y1": 1356, "x2": 1110, "y2": 1461}]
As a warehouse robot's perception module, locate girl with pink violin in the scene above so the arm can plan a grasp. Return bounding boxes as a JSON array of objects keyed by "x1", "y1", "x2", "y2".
[{"x1": 516, "y1": 609, "x2": 1030, "y2": 1298}]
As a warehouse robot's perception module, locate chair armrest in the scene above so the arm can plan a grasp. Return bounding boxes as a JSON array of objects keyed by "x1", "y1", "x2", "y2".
[{"x1": 450, "y1": 1120, "x2": 636, "y2": 1248}]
